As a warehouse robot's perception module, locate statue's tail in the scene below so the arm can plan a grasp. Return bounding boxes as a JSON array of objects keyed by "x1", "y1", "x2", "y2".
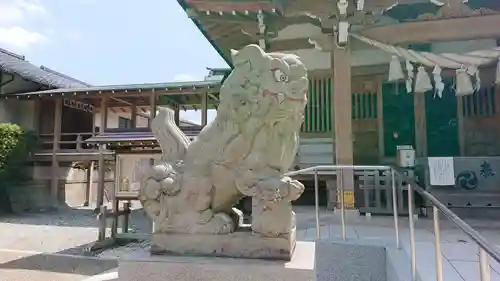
[
  {"x1": 141, "y1": 107, "x2": 189, "y2": 227},
  {"x1": 151, "y1": 107, "x2": 190, "y2": 163}
]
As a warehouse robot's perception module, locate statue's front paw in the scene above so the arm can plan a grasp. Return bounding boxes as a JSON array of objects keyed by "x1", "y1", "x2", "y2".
[
  {"x1": 286, "y1": 180, "x2": 305, "y2": 201},
  {"x1": 212, "y1": 212, "x2": 236, "y2": 234},
  {"x1": 196, "y1": 211, "x2": 235, "y2": 234}
]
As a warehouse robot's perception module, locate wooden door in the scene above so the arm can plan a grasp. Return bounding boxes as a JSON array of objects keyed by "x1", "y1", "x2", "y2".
[
  {"x1": 382, "y1": 83, "x2": 415, "y2": 157},
  {"x1": 425, "y1": 81, "x2": 459, "y2": 157}
]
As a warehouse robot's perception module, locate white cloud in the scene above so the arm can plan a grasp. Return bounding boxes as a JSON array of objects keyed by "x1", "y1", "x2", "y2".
[
  {"x1": 17, "y1": 0, "x2": 47, "y2": 16},
  {"x1": 0, "y1": 5, "x2": 24, "y2": 23},
  {"x1": 0, "y1": 0, "x2": 47, "y2": 24},
  {"x1": 0, "y1": 0, "x2": 48, "y2": 51},
  {"x1": 0, "y1": 26, "x2": 47, "y2": 50}
]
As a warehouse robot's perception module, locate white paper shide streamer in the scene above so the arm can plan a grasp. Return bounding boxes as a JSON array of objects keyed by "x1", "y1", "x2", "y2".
[
  {"x1": 405, "y1": 60, "x2": 414, "y2": 93},
  {"x1": 467, "y1": 66, "x2": 480, "y2": 92},
  {"x1": 357, "y1": 0, "x2": 364, "y2": 11},
  {"x1": 455, "y1": 67, "x2": 474, "y2": 96},
  {"x1": 432, "y1": 65, "x2": 444, "y2": 99},
  {"x1": 414, "y1": 66, "x2": 432, "y2": 93},
  {"x1": 355, "y1": 32, "x2": 500, "y2": 98},
  {"x1": 388, "y1": 55, "x2": 405, "y2": 82}
]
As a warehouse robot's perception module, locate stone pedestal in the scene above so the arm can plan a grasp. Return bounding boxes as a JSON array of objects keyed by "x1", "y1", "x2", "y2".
[
  {"x1": 118, "y1": 241, "x2": 315, "y2": 281},
  {"x1": 151, "y1": 227, "x2": 297, "y2": 261}
]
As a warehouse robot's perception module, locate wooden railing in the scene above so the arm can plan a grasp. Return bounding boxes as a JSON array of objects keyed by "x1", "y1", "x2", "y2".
[
  {"x1": 37, "y1": 125, "x2": 204, "y2": 152},
  {"x1": 101, "y1": 126, "x2": 203, "y2": 138},
  {"x1": 38, "y1": 132, "x2": 96, "y2": 151}
]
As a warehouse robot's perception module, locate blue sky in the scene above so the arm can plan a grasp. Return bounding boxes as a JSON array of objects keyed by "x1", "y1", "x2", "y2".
[{"x1": 0, "y1": 0, "x2": 225, "y2": 123}]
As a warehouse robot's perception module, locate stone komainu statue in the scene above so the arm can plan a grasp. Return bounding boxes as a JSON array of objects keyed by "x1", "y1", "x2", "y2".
[{"x1": 140, "y1": 44, "x2": 309, "y2": 237}]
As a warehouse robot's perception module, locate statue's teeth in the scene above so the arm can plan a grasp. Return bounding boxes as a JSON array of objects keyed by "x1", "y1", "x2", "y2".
[{"x1": 277, "y1": 93, "x2": 284, "y2": 104}]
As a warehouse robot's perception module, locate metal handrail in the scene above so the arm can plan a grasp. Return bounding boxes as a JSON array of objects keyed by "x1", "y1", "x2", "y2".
[
  {"x1": 394, "y1": 168, "x2": 500, "y2": 263},
  {"x1": 286, "y1": 165, "x2": 390, "y2": 176},
  {"x1": 286, "y1": 165, "x2": 391, "y2": 241},
  {"x1": 286, "y1": 165, "x2": 500, "y2": 281}
]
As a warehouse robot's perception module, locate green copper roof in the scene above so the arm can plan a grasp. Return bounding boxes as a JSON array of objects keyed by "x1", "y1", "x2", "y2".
[{"x1": 177, "y1": 0, "x2": 233, "y2": 68}]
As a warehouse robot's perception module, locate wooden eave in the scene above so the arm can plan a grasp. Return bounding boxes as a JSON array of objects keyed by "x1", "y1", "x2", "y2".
[
  {"x1": 183, "y1": 0, "x2": 282, "y2": 13},
  {"x1": 181, "y1": 0, "x2": 500, "y2": 58},
  {"x1": 359, "y1": 14, "x2": 500, "y2": 44},
  {"x1": 187, "y1": 9, "x2": 281, "y2": 63},
  {"x1": 2, "y1": 81, "x2": 221, "y2": 110},
  {"x1": 186, "y1": 10, "x2": 328, "y2": 62}
]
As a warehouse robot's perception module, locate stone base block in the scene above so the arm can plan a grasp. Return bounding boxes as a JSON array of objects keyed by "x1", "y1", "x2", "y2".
[
  {"x1": 150, "y1": 227, "x2": 296, "y2": 261},
  {"x1": 118, "y1": 241, "x2": 315, "y2": 281}
]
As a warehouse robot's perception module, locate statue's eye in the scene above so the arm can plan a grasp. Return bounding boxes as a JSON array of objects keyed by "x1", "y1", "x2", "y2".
[{"x1": 273, "y1": 69, "x2": 289, "y2": 83}]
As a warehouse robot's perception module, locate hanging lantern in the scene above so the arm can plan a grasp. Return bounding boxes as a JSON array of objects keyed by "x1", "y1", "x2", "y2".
[
  {"x1": 455, "y1": 67, "x2": 474, "y2": 96},
  {"x1": 432, "y1": 65, "x2": 444, "y2": 99},
  {"x1": 414, "y1": 66, "x2": 432, "y2": 93},
  {"x1": 388, "y1": 55, "x2": 404, "y2": 82},
  {"x1": 405, "y1": 60, "x2": 414, "y2": 93}
]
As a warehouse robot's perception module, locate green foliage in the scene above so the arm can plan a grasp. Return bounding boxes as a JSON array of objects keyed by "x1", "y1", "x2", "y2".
[
  {"x1": 0, "y1": 123, "x2": 38, "y2": 182},
  {"x1": 0, "y1": 123, "x2": 24, "y2": 171}
]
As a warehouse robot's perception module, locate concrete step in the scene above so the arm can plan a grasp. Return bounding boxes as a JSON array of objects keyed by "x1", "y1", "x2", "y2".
[{"x1": 316, "y1": 239, "x2": 388, "y2": 281}]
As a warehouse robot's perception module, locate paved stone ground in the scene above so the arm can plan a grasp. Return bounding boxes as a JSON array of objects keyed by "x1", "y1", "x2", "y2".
[
  {"x1": 1, "y1": 205, "x2": 500, "y2": 281},
  {"x1": 0, "y1": 207, "x2": 116, "y2": 281},
  {"x1": 95, "y1": 206, "x2": 500, "y2": 281}
]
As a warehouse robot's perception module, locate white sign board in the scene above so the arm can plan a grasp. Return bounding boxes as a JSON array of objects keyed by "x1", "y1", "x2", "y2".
[
  {"x1": 115, "y1": 153, "x2": 162, "y2": 197},
  {"x1": 428, "y1": 157, "x2": 455, "y2": 186}
]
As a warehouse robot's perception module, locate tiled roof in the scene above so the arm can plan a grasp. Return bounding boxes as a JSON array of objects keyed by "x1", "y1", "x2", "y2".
[{"x1": 0, "y1": 48, "x2": 90, "y2": 89}]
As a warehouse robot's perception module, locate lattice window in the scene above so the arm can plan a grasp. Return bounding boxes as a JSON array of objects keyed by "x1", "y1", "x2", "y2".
[
  {"x1": 302, "y1": 77, "x2": 333, "y2": 133},
  {"x1": 462, "y1": 86, "x2": 496, "y2": 117},
  {"x1": 118, "y1": 116, "x2": 132, "y2": 128},
  {"x1": 352, "y1": 92, "x2": 378, "y2": 120}
]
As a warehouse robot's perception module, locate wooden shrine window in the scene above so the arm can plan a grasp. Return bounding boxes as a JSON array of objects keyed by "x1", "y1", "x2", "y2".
[
  {"x1": 352, "y1": 92, "x2": 378, "y2": 120},
  {"x1": 118, "y1": 117, "x2": 132, "y2": 128},
  {"x1": 302, "y1": 76, "x2": 333, "y2": 133},
  {"x1": 462, "y1": 86, "x2": 496, "y2": 118}
]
